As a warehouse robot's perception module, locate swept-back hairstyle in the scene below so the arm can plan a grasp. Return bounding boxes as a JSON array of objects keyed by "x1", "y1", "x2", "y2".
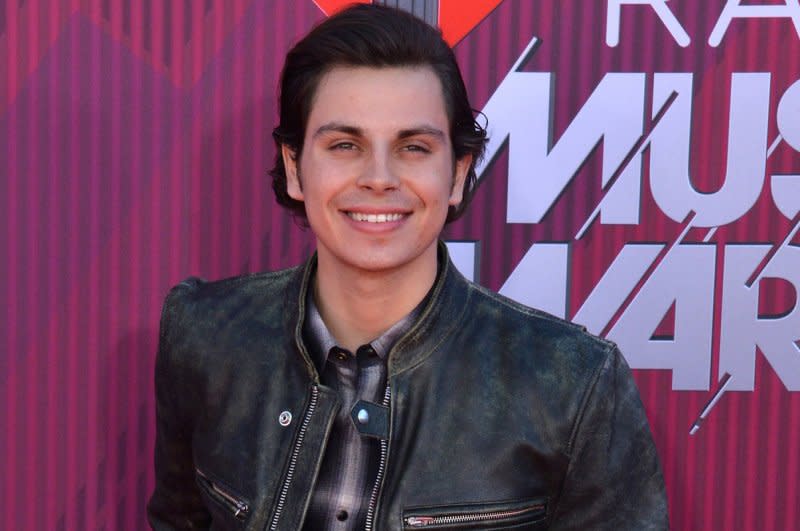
[{"x1": 270, "y1": 3, "x2": 487, "y2": 223}]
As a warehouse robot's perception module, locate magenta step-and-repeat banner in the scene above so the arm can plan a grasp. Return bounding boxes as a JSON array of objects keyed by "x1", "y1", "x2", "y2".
[{"x1": 2, "y1": 1, "x2": 799, "y2": 529}]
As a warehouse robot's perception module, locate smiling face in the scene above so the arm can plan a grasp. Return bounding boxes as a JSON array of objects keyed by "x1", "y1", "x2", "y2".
[{"x1": 282, "y1": 66, "x2": 471, "y2": 279}]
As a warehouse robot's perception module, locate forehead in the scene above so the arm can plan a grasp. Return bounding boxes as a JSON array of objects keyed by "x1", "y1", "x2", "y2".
[{"x1": 306, "y1": 66, "x2": 449, "y2": 135}]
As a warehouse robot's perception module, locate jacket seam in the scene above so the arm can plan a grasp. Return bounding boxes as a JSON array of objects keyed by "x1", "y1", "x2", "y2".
[
  {"x1": 548, "y1": 343, "x2": 616, "y2": 522},
  {"x1": 390, "y1": 284, "x2": 473, "y2": 376},
  {"x1": 565, "y1": 342, "x2": 616, "y2": 455},
  {"x1": 466, "y1": 282, "x2": 617, "y2": 351},
  {"x1": 158, "y1": 283, "x2": 193, "y2": 432}
]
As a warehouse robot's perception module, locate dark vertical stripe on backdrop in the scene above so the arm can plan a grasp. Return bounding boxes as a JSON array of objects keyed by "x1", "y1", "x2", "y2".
[
  {"x1": 374, "y1": 0, "x2": 438, "y2": 25},
  {"x1": 0, "y1": 0, "x2": 7, "y2": 36}
]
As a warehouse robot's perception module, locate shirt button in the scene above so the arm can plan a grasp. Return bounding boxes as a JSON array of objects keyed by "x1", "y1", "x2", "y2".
[
  {"x1": 336, "y1": 510, "x2": 348, "y2": 521},
  {"x1": 357, "y1": 345, "x2": 378, "y2": 358},
  {"x1": 332, "y1": 348, "x2": 349, "y2": 361}
]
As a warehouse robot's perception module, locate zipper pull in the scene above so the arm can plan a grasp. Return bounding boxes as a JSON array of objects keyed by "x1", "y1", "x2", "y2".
[
  {"x1": 405, "y1": 516, "x2": 435, "y2": 527},
  {"x1": 232, "y1": 499, "x2": 248, "y2": 518}
]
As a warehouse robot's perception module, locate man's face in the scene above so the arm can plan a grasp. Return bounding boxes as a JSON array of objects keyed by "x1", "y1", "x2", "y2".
[{"x1": 283, "y1": 66, "x2": 471, "y2": 277}]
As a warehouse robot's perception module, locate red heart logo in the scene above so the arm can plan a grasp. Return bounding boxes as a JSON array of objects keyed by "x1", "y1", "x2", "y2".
[
  {"x1": 439, "y1": 0, "x2": 503, "y2": 45},
  {"x1": 313, "y1": 0, "x2": 371, "y2": 16},
  {"x1": 313, "y1": 0, "x2": 503, "y2": 45}
]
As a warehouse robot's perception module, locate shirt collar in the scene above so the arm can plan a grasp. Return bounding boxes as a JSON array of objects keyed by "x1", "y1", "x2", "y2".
[{"x1": 303, "y1": 282, "x2": 428, "y2": 372}]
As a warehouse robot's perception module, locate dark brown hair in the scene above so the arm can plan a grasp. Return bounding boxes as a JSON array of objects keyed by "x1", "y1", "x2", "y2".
[{"x1": 270, "y1": 3, "x2": 487, "y2": 223}]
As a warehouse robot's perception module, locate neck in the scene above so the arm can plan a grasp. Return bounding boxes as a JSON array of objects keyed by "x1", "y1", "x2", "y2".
[{"x1": 313, "y1": 248, "x2": 438, "y2": 353}]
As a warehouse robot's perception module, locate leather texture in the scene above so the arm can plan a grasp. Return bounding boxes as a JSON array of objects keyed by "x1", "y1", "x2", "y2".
[{"x1": 147, "y1": 243, "x2": 669, "y2": 530}]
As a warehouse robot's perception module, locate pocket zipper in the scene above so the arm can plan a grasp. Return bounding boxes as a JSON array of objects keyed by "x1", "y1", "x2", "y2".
[
  {"x1": 195, "y1": 468, "x2": 250, "y2": 519},
  {"x1": 404, "y1": 502, "x2": 546, "y2": 528}
]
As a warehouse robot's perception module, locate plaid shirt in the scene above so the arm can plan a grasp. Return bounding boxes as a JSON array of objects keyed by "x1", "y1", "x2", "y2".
[{"x1": 301, "y1": 290, "x2": 423, "y2": 530}]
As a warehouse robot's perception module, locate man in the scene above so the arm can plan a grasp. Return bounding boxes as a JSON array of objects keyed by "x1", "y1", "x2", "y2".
[{"x1": 148, "y1": 4, "x2": 668, "y2": 530}]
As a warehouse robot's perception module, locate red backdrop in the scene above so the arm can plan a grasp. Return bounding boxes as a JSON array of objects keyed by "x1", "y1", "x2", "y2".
[{"x1": 2, "y1": 1, "x2": 799, "y2": 529}]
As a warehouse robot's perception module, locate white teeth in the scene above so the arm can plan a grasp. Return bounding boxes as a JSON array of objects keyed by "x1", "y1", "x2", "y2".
[{"x1": 347, "y1": 212, "x2": 404, "y2": 223}]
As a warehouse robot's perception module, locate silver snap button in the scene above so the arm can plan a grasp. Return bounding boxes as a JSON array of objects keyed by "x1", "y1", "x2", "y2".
[
  {"x1": 357, "y1": 408, "x2": 369, "y2": 424},
  {"x1": 278, "y1": 411, "x2": 292, "y2": 426}
]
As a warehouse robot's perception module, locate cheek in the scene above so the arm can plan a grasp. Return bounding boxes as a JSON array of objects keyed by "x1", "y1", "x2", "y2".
[
  {"x1": 302, "y1": 151, "x2": 356, "y2": 185},
  {"x1": 422, "y1": 181, "x2": 458, "y2": 211},
  {"x1": 294, "y1": 165, "x2": 341, "y2": 218}
]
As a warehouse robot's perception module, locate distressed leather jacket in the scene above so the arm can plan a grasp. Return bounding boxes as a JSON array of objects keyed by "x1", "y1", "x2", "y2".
[{"x1": 147, "y1": 245, "x2": 668, "y2": 530}]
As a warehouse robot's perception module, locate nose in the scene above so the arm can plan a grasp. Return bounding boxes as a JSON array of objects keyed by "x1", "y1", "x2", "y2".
[{"x1": 356, "y1": 152, "x2": 400, "y2": 192}]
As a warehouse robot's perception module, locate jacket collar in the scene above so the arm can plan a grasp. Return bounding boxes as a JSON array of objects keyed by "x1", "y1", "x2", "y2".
[{"x1": 289, "y1": 241, "x2": 472, "y2": 380}]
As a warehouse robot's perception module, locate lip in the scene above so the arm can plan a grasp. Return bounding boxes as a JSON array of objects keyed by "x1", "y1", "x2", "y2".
[
  {"x1": 341, "y1": 209, "x2": 410, "y2": 232},
  {"x1": 347, "y1": 212, "x2": 405, "y2": 223}
]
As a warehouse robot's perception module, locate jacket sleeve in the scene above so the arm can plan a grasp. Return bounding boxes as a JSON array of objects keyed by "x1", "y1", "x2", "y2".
[
  {"x1": 147, "y1": 284, "x2": 211, "y2": 530},
  {"x1": 549, "y1": 345, "x2": 669, "y2": 530}
]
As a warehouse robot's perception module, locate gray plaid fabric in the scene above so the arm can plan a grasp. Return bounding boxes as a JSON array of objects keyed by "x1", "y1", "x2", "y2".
[{"x1": 301, "y1": 290, "x2": 422, "y2": 530}]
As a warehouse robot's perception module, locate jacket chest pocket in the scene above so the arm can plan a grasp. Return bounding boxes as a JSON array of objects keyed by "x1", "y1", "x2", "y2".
[
  {"x1": 195, "y1": 467, "x2": 251, "y2": 527},
  {"x1": 403, "y1": 498, "x2": 547, "y2": 530}
]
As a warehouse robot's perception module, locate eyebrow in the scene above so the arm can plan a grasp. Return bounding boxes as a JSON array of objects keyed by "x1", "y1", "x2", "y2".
[
  {"x1": 312, "y1": 122, "x2": 446, "y2": 141},
  {"x1": 313, "y1": 122, "x2": 362, "y2": 139},
  {"x1": 397, "y1": 126, "x2": 445, "y2": 141}
]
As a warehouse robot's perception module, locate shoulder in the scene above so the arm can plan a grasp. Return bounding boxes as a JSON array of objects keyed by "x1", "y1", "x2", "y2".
[
  {"x1": 437, "y1": 270, "x2": 634, "y2": 457},
  {"x1": 161, "y1": 266, "x2": 302, "y2": 325},
  {"x1": 460, "y1": 277, "x2": 616, "y2": 369},
  {"x1": 155, "y1": 264, "x2": 311, "y2": 386},
  {"x1": 157, "y1": 264, "x2": 308, "y2": 362},
  {"x1": 165, "y1": 266, "x2": 300, "y2": 308}
]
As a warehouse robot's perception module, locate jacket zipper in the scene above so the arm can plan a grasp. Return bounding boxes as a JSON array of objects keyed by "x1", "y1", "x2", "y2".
[
  {"x1": 268, "y1": 385, "x2": 319, "y2": 531},
  {"x1": 404, "y1": 502, "x2": 546, "y2": 527},
  {"x1": 364, "y1": 384, "x2": 392, "y2": 531},
  {"x1": 195, "y1": 468, "x2": 250, "y2": 519}
]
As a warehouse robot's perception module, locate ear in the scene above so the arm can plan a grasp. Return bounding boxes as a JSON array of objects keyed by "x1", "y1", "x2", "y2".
[
  {"x1": 282, "y1": 144, "x2": 304, "y2": 201},
  {"x1": 448, "y1": 154, "x2": 473, "y2": 206}
]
